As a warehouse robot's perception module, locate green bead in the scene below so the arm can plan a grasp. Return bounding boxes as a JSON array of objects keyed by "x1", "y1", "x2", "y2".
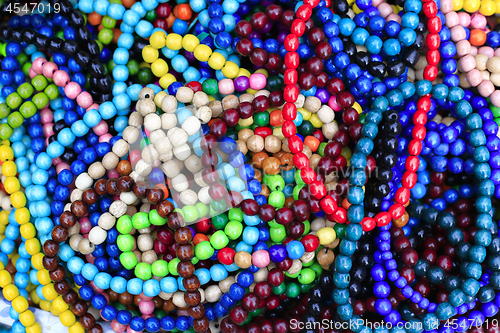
[
  {"x1": 149, "y1": 209, "x2": 167, "y2": 226},
  {"x1": 138, "y1": 67, "x2": 154, "y2": 85},
  {"x1": 0, "y1": 104, "x2": 11, "y2": 119},
  {"x1": 32, "y1": 75, "x2": 48, "y2": 91},
  {"x1": 225, "y1": 220, "x2": 243, "y2": 240},
  {"x1": 119, "y1": 251, "x2": 138, "y2": 270},
  {"x1": 294, "y1": 170, "x2": 306, "y2": 185},
  {"x1": 267, "y1": 175, "x2": 285, "y2": 191},
  {"x1": 317, "y1": 142, "x2": 327, "y2": 157},
  {"x1": 7, "y1": 112, "x2": 24, "y2": 129},
  {"x1": 6, "y1": 93, "x2": 22, "y2": 109},
  {"x1": 249, "y1": 308, "x2": 261, "y2": 317},
  {"x1": 98, "y1": 28, "x2": 114, "y2": 44},
  {"x1": 272, "y1": 282, "x2": 286, "y2": 295},
  {"x1": 168, "y1": 258, "x2": 180, "y2": 276},
  {"x1": 19, "y1": 101, "x2": 37, "y2": 119},
  {"x1": 44, "y1": 84, "x2": 59, "y2": 100},
  {"x1": 132, "y1": 212, "x2": 150, "y2": 230},
  {"x1": 0, "y1": 124, "x2": 13, "y2": 140},
  {"x1": 242, "y1": 314, "x2": 252, "y2": 326},
  {"x1": 268, "y1": 191, "x2": 285, "y2": 208},
  {"x1": 202, "y1": 79, "x2": 218, "y2": 95},
  {"x1": 210, "y1": 230, "x2": 229, "y2": 250},
  {"x1": 210, "y1": 199, "x2": 227, "y2": 213},
  {"x1": 117, "y1": 234, "x2": 135, "y2": 251},
  {"x1": 285, "y1": 270, "x2": 300, "y2": 278},
  {"x1": 182, "y1": 205, "x2": 199, "y2": 223},
  {"x1": 127, "y1": 60, "x2": 140, "y2": 77},
  {"x1": 266, "y1": 75, "x2": 284, "y2": 91},
  {"x1": 17, "y1": 83, "x2": 34, "y2": 99},
  {"x1": 303, "y1": 220, "x2": 310, "y2": 235},
  {"x1": 195, "y1": 202, "x2": 209, "y2": 217},
  {"x1": 300, "y1": 283, "x2": 312, "y2": 294},
  {"x1": 253, "y1": 112, "x2": 269, "y2": 127},
  {"x1": 228, "y1": 208, "x2": 243, "y2": 222},
  {"x1": 16, "y1": 52, "x2": 27, "y2": 66},
  {"x1": 298, "y1": 120, "x2": 314, "y2": 136},
  {"x1": 32, "y1": 92, "x2": 49, "y2": 110},
  {"x1": 135, "y1": 262, "x2": 152, "y2": 280},
  {"x1": 333, "y1": 223, "x2": 346, "y2": 239},
  {"x1": 117, "y1": 215, "x2": 133, "y2": 234},
  {"x1": 308, "y1": 262, "x2": 323, "y2": 278},
  {"x1": 152, "y1": 260, "x2": 169, "y2": 277},
  {"x1": 102, "y1": 16, "x2": 116, "y2": 28},
  {"x1": 302, "y1": 257, "x2": 314, "y2": 267},
  {"x1": 285, "y1": 282, "x2": 300, "y2": 298},
  {"x1": 270, "y1": 226, "x2": 286, "y2": 243},
  {"x1": 195, "y1": 241, "x2": 215, "y2": 260},
  {"x1": 146, "y1": 9, "x2": 157, "y2": 21},
  {"x1": 212, "y1": 213, "x2": 228, "y2": 230}
]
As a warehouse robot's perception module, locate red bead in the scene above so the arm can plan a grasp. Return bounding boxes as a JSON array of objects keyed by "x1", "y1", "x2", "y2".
[
  {"x1": 427, "y1": 17, "x2": 442, "y2": 33},
  {"x1": 353, "y1": 300, "x2": 365, "y2": 316},
  {"x1": 399, "y1": 266, "x2": 415, "y2": 283},
  {"x1": 331, "y1": 207, "x2": 347, "y2": 223},
  {"x1": 393, "y1": 236, "x2": 410, "y2": 253},
  {"x1": 288, "y1": 135, "x2": 303, "y2": 153},
  {"x1": 268, "y1": 268, "x2": 284, "y2": 286},
  {"x1": 324, "y1": 141, "x2": 342, "y2": 158},
  {"x1": 265, "y1": 53, "x2": 282, "y2": 71},
  {"x1": 153, "y1": 19, "x2": 168, "y2": 30},
  {"x1": 402, "y1": 171, "x2": 417, "y2": 189},
  {"x1": 229, "y1": 305, "x2": 248, "y2": 325},
  {"x1": 282, "y1": 121, "x2": 296, "y2": 138},
  {"x1": 217, "y1": 248, "x2": 235, "y2": 265},
  {"x1": 437, "y1": 255, "x2": 453, "y2": 273},
  {"x1": 413, "y1": 110, "x2": 427, "y2": 125},
  {"x1": 319, "y1": 195, "x2": 338, "y2": 214},
  {"x1": 395, "y1": 187, "x2": 410, "y2": 205},
  {"x1": 375, "y1": 212, "x2": 391, "y2": 227},
  {"x1": 284, "y1": 85, "x2": 299, "y2": 103},
  {"x1": 236, "y1": 38, "x2": 254, "y2": 56},
  {"x1": 417, "y1": 96, "x2": 432, "y2": 112},
  {"x1": 423, "y1": 65, "x2": 438, "y2": 81},
  {"x1": 411, "y1": 125, "x2": 426, "y2": 140},
  {"x1": 293, "y1": 152, "x2": 309, "y2": 169},
  {"x1": 361, "y1": 217, "x2": 376, "y2": 231},
  {"x1": 300, "y1": 167, "x2": 316, "y2": 184},
  {"x1": 254, "y1": 281, "x2": 272, "y2": 299},
  {"x1": 221, "y1": 108, "x2": 240, "y2": 127},
  {"x1": 284, "y1": 34, "x2": 299, "y2": 52},
  {"x1": 235, "y1": 21, "x2": 252, "y2": 38},
  {"x1": 301, "y1": 235, "x2": 319, "y2": 252},
  {"x1": 307, "y1": 27, "x2": 325, "y2": 45},
  {"x1": 426, "y1": 33, "x2": 440, "y2": 50},
  {"x1": 285, "y1": 52, "x2": 299, "y2": 69},
  {"x1": 254, "y1": 127, "x2": 272, "y2": 138},
  {"x1": 337, "y1": 91, "x2": 354, "y2": 108},
  {"x1": 315, "y1": 41, "x2": 332, "y2": 60},
  {"x1": 284, "y1": 69, "x2": 298, "y2": 85},
  {"x1": 265, "y1": 4, "x2": 284, "y2": 21},
  {"x1": 156, "y1": 3, "x2": 171, "y2": 18},
  {"x1": 305, "y1": 57, "x2": 323, "y2": 75},
  {"x1": 250, "y1": 12, "x2": 268, "y2": 30},
  {"x1": 296, "y1": 4, "x2": 312, "y2": 20},
  {"x1": 426, "y1": 49, "x2": 440, "y2": 66},
  {"x1": 291, "y1": 19, "x2": 306, "y2": 37},
  {"x1": 298, "y1": 72, "x2": 317, "y2": 90},
  {"x1": 250, "y1": 48, "x2": 269, "y2": 67},
  {"x1": 280, "y1": 10, "x2": 295, "y2": 27},
  {"x1": 185, "y1": 81, "x2": 202, "y2": 93},
  {"x1": 327, "y1": 78, "x2": 345, "y2": 94},
  {"x1": 309, "y1": 181, "x2": 326, "y2": 199},
  {"x1": 304, "y1": 0, "x2": 320, "y2": 6}
]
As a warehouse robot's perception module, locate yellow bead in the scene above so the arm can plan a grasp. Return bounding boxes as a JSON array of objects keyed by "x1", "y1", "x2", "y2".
[
  {"x1": 26, "y1": 238, "x2": 41, "y2": 255},
  {"x1": 341, "y1": 146, "x2": 352, "y2": 161},
  {"x1": 151, "y1": 58, "x2": 169, "y2": 77},
  {"x1": 221, "y1": 61, "x2": 239, "y2": 79},
  {"x1": 463, "y1": 0, "x2": 480, "y2": 11},
  {"x1": 0, "y1": 270, "x2": 12, "y2": 287},
  {"x1": 495, "y1": 0, "x2": 500, "y2": 12},
  {"x1": 2, "y1": 161, "x2": 16, "y2": 177},
  {"x1": 37, "y1": 269, "x2": 51, "y2": 286},
  {"x1": 52, "y1": 296, "x2": 69, "y2": 312},
  {"x1": 0, "y1": 210, "x2": 8, "y2": 225},
  {"x1": 69, "y1": 322, "x2": 85, "y2": 333},
  {"x1": 39, "y1": 300, "x2": 51, "y2": 311},
  {"x1": 0, "y1": 146, "x2": 13, "y2": 161},
  {"x1": 142, "y1": 45, "x2": 159, "y2": 63},
  {"x1": 316, "y1": 227, "x2": 337, "y2": 245},
  {"x1": 246, "y1": 88, "x2": 258, "y2": 95},
  {"x1": 352, "y1": 102, "x2": 362, "y2": 114},
  {"x1": 50, "y1": 307, "x2": 61, "y2": 317},
  {"x1": 0, "y1": 224, "x2": 5, "y2": 235},
  {"x1": 298, "y1": 108, "x2": 311, "y2": 121},
  {"x1": 20, "y1": 310, "x2": 36, "y2": 327},
  {"x1": 273, "y1": 127, "x2": 284, "y2": 140},
  {"x1": 182, "y1": 35, "x2": 200, "y2": 52},
  {"x1": 353, "y1": 4, "x2": 362, "y2": 13},
  {"x1": 255, "y1": 69, "x2": 269, "y2": 77},
  {"x1": 139, "y1": 62, "x2": 151, "y2": 69},
  {"x1": 479, "y1": 1, "x2": 496, "y2": 14},
  {"x1": 309, "y1": 114, "x2": 323, "y2": 128},
  {"x1": 193, "y1": 44, "x2": 212, "y2": 62},
  {"x1": 453, "y1": 0, "x2": 464, "y2": 9},
  {"x1": 42, "y1": 283, "x2": 58, "y2": 300},
  {"x1": 238, "y1": 116, "x2": 253, "y2": 127},
  {"x1": 3, "y1": 284, "x2": 19, "y2": 301},
  {"x1": 15, "y1": 207, "x2": 30, "y2": 224},
  {"x1": 60, "y1": 310, "x2": 77, "y2": 327},
  {"x1": 11, "y1": 254, "x2": 19, "y2": 266},
  {"x1": 10, "y1": 191, "x2": 26, "y2": 208},
  {"x1": 159, "y1": 74, "x2": 176, "y2": 89},
  {"x1": 31, "y1": 290, "x2": 41, "y2": 305},
  {"x1": 166, "y1": 34, "x2": 183, "y2": 50},
  {"x1": 20, "y1": 223, "x2": 36, "y2": 240},
  {"x1": 208, "y1": 96, "x2": 215, "y2": 101},
  {"x1": 26, "y1": 323, "x2": 42, "y2": 333},
  {"x1": 32, "y1": 253, "x2": 44, "y2": 270},
  {"x1": 237, "y1": 68, "x2": 251, "y2": 78},
  {"x1": 154, "y1": 91, "x2": 167, "y2": 108},
  {"x1": 4, "y1": 176, "x2": 20, "y2": 194},
  {"x1": 150, "y1": 31, "x2": 167, "y2": 49},
  {"x1": 208, "y1": 52, "x2": 226, "y2": 70},
  {"x1": 12, "y1": 296, "x2": 29, "y2": 313}
]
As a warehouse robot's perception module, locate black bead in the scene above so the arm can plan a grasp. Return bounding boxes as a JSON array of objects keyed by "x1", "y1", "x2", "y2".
[
  {"x1": 319, "y1": 274, "x2": 333, "y2": 290},
  {"x1": 22, "y1": 29, "x2": 37, "y2": 44},
  {"x1": 48, "y1": 38, "x2": 64, "y2": 52},
  {"x1": 62, "y1": 40, "x2": 79, "y2": 56},
  {"x1": 61, "y1": 149, "x2": 77, "y2": 164},
  {"x1": 75, "y1": 51, "x2": 91, "y2": 67},
  {"x1": 87, "y1": 41, "x2": 101, "y2": 57},
  {"x1": 77, "y1": 26, "x2": 91, "y2": 42},
  {"x1": 101, "y1": 93, "x2": 113, "y2": 103},
  {"x1": 70, "y1": 11, "x2": 85, "y2": 27},
  {"x1": 333, "y1": 0, "x2": 349, "y2": 15},
  {"x1": 383, "y1": 110, "x2": 399, "y2": 121},
  {"x1": 307, "y1": 302, "x2": 322, "y2": 316},
  {"x1": 416, "y1": 21, "x2": 425, "y2": 33},
  {"x1": 353, "y1": 51, "x2": 370, "y2": 69},
  {"x1": 48, "y1": 135, "x2": 57, "y2": 144},
  {"x1": 378, "y1": 153, "x2": 397, "y2": 168},
  {"x1": 97, "y1": 77, "x2": 113, "y2": 93},
  {"x1": 403, "y1": 47, "x2": 420, "y2": 67},
  {"x1": 59, "y1": 0, "x2": 72, "y2": 14},
  {"x1": 377, "y1": 168, "x2": 393, "y2": 183},
  {"x1": 309, "y1": 286, "x2": 323, "y2": 302},
  {"x1": 349, "y1": 281, "x2": 362, "y2": 297},
  {"x1": 415, "y1": 33, "x2": 424, "y2": 49},
  {"x1": 344, "y1": 42, "x2": 356, "y2": 57},
  {"x1": 351, "y1": 266, "x2": 366, "y2": 282},
  {"x1": 53, "y1": 120, "x2": 66, "y2": 134},
  {"x1": 356, "y1": 253, "x2": 373, "y2": 267},
  {"x1": 88, "y1": 59, "x2": 106, "y2": 78},
  {"x1": 368, "y1": 62, "x2": 386, "y2": 77},
  {"x1": 383, "y1": 120, "x2": 403, "y2": 136},
  {"x1": 0, "y1": 27, "x2": 10, "y2": 40},
  {"x1": 387, "y1": 60, "x2": 405, "y2": 77},
  {"x1": 381, "y1": 137, "x2": 399, "y2": 152},
  {"x1": 11, "y1": 30, "x2": 23, "y2": 42}
]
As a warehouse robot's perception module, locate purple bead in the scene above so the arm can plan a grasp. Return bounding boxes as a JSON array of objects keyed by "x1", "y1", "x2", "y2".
[
  {"x1": 183, "y1": 51, "x2": 196, "y2": 63},
  {"x1": 384, "y1": 310, "x2": 401, "y2": 325},
  {"x1": 259, "y1": 21, "x2": 272, "y2": 34},
  {"x1": 385, "y1": 259, "x2": 397, "y2": 271},
  {"x1": 381, "y1": 250, "x2": 393, "y2": 260},
  {"x1": 411, "y1": 291, "x2": 422, "y2": 303},
  {"x1": 268, "y1": 244, "x2": 286, "y2": 262},
  {"x1": 490, "y1": 152, "x2": 500, "y2": 169},
  {"x1": 388, "y1": 270, "x2": 400, "y2": 282},
  {"x1": 481, "y1": 301, "x2": 499, "y2": 317},
  {"x1": 373, "y1": 250, "x2": 383, "y2": 263},
  {"x1": 373, "y1": 281, "x2": 390, "y2": 298},
  {"x1": 395, "y1": 276, "x2": 407, "y2": 288},
  {"x1": 315, "y1": 88, "x2": 330, "y2": 103},
  {"x1": 402, "y1": 285, "x2": 413, "y2": 298},
  {"x1": 374, "y1": 298, "x2": 392, "y2": 316},
  {"x1": 371, "y1": 264, "x2": 386, "y2": 281},
  {"x1": 379, "y1": 231, "x2": 391, "y2": 241},
  {"x1": 277, "y1": 31, "x2": 287, "y2": 44},
  {"x1": 379, "y1": 241, "x2": 390, "y2": 252},
  {"x1": 428, "y1": 303, "x2": 438, "y2": 313},
  {"x1": 439, "y1": 326, "x2": 454, "y2": 333},
  {"x1": 234, "y1": 76, "x2": 249, "y2": 92},
  {"x1": 467, "y1": 302, "x2": 476, "y2": 310},
  {"x1": 149, "y1": 168, "x2": 165, "y2": 184},
  {"x1": 248, "y1": 32, "x2": 261, "y2": 39},
  {"x1": 458, "y1": 304, "x2": 468, "y2": 314},
  {"x1": 419, "y1": 298, "x2": 430, "y2": 309},
  {"x1": 468, "y1": 310, "x2": 485, "y2": 326}
]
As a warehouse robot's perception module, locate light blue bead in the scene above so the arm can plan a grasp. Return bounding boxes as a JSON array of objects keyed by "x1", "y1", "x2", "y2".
[
  {"x1": 58, "y1": 128, "x2": 75, "y2": 146},
  {"x1": 114, "y1": 116, "x2": 128, "y2": 133},
  {"x1": 36, "y1": 285, "x2": 46, "y2": 301},
  {"x1": 235, "y1": 241, "x2": 252, "y2": 253},
  {"x1": 215, "y1": 70, "x2": 226, "y2": 81},
  {"x1": 31, "y1": 185, "x2": 47, "y2": 201},
  {"x1": 195, "y1": 268, "x2": 210, "y2": 285},
  {"x1": 199, "y1": 10, "x2": 210, "y2": 26},
  {"x1": 54, "y1": 109, "x2": 65, "y2": 122},
  {"x1": 193, "y1": 138, "x2": 204, "y2": 156},
  {"x1": 222, "y1": 0, "x2": 239, "y2": 13},
  {"x1": 143, "y1": 279, "x2": 160, "y2": 297},
  {"x1": 131, "y1": 2, "x2": 146, "y2": 17},
  {"x1": 127, "y1": 278, "x2": 144, "y2": 295},
  {"x1": 228, "y1": 54, "x2": 240, "y2": 66},
  {"x1": 183, "y1": 67, "x2": 201, "y2": 82},
  {"x1": 31, "y1": 169, "x2": 48, "y2": 185},
  {"x1": 224, "y1": 263, "x2": 239, "y2": 272},
  {"x1": 95, "y1": 272, "x2": 112, "y2": 290},
  {"x1": 79, "y1": 0, "x2": 94, "y2": 13},
  {"x1": 122, "y1": 23, "x2": 135, "y2": 34},
  {"x1": 35, "y1": 217, "x2": 53, "y2": 235},
  {"x1": 176, "y1": 107, "x2": 193, "y2": 124},
  {"x1": 71, "y1": 120, "x2": 89, "y2": 137},
  {"x1": 217, "y1": 163, "x2": 235, "y2": 180},
  {"x1": 30, "y1": 270, "x2": 39, "y2": 285},
  {"x1": 222, "y1": 14, "x2": 236, "y2": 32},
  {"x1": 111, "y1": 276, "x2": 127, "y2": 294},
  {"x1": 113, "y1": 93, "x2": 132, "y2": 111},
  {"x1": 162, "y1": 46, "x2": 179, "y2": 59},
  {"x1": 241, "y1": 190, "x2": 254, "y2": 200},
  {"x1": 118, "y1": 32, "x2": 135, "y2": 49},
  {"x1": 127, "y1": 84, "x2": 143, "y2": 101},
  {"x1": 191, "y1": 0, "x2": 207, "y2": 12},
  {"x1": 100, "y1": 101, "x2": 118, "y2": 119},
  {"x1": 339, "y1": 18, "x2": 356, "y2": 35},
  {"x1": 210, "y1": 264, "x2": 228, "y2": 281},
  {"x1": 227, "y1": 176, "x2": 245, "y2": 192},
  {"x1": 177, "y1": 277, "x2": 186, "y2": 291},
  {"x1": 35, "y1": 152, "x2": 52, "y2": 170},
  {"x1": 172, "y1": 55, "x2": 189, "y2": 73},
  {"x1": 146, "y1": 84, "x2": 162, "y2": 95},
  {"x1": 58, "y1": 244, "x2": 75, "y2": 262},
  {"x1": 68, "y1": 257, "x2": 85, "y2": 274},
  {"x1": 19, "y1": 171, "x2": 32, "y2": 188},
  {"x1": 160, "y1": 276, "x2": 178, "y2": 293},
  {"x1": 142, "y1": 0, "x2": 158, "y2": 11},
  {"x1": 352, "y1": 28, "x2": 369, "y2": 45},
  {"x1": 82, "y1": 263, "x2": 99, "y2": 280},
  {"x1": 107, "y1": 3, "x2": 125, "y2": 20},
  {"x1": 11, "y1": 142, "x2": 26, "y2": 158},
  {"x1": 112, "y1": 64, "x2": 129, "y2": 82},
  {"x1": 84, "y1": 109, "x2": 102, "y2": 127},
  {"x1": 366, "y1": 35, "x2": 382, "y2": 54},
  {"x1": 113, "y1": 48, "x2": 130, "y2": 65},
  {"x1": 135, "y1": 21, "x2": 154, "y2": 38},
  {"x1": 243, "y1": 226, "x2": 259, "y2": 245},
  {"x1": 93, "y1": 0, "x2": 110, "y2": 16}
]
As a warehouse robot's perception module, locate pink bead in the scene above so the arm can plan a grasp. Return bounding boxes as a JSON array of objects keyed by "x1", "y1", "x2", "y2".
[
  {"x1": 152, "y1": 159, "x2": 161, "y2": 168},
  {"x1": 456, "y1": 40, "x2": 471, "y2": 57},
  {"x1": 249, "y1": 73, "x2": 267, "y2": 90},
  {"x1": 378, "y1": 3, "x2": 393, "y2": 18},
  {"x1": 372, "y1": 0, "x2": 383, "y2": 6},
  {"x1": 459, "y1": 55, "x2": 476, "y2": 72},
  {"x1": 490, "y1": 90, "x2": 500, "y2": 107},
  {"x1": 386, "y1": 13, "x2": 401, "y2": 24},
  {"x1": 129, "y1": 150, "x2": 142, "y2": 165},
  {"x1": 102, "y1": 292, "x2": 110, "y2": 303},
  {"x1": 90, "y1": 281, "x2": 103, "y2": 293},
  {"x1": 470, "y1": 46, "x2": 478, "y2": 56},
  {"x1": 218, "y1": 79, "x2": 235, "y2": 95},
  {"x1": 43, "y1": 123, "x2": 54, "y2": 137},
  {"x1": 64, "y1": 82, "x2": 82, "y2": 99},
  {"x1": 40, "y1": 108, "x2": 53, "y2": 124},
  {"x1": 56, "y1": 163, "x2": 70, "y2": 174},
  {"x1": 139, "y1": 301, "x2": 155, "y2": 315},
  {"x1": 111, "y1": 320, "x2": 127, "y2": 333},
  {"x1": 52, "y1": 157, "x2": 62, "y2": 166},
  {"x1": 99, "y1": 133, "x2": 113, "y2": 143},
  {"x1": 32, "y1": 58, "x2": 47, "y2": 74},
  {"x1": 450, "y1": 26, "x2": 466, "y2": 42},
  {"x1": 144, "y1": 128, "x2": 151, "y2": 137},
  {"x1": 80, "y1": 217, "x2": 92, "y2": 234},
  {"x1": 495, "y1": 49, "x2": 500, "y2": 57},
  {"x1": 470, "y1": 13, "x2": 487, "y2": 29},
  {"x1": 107, "y1": 169, "x2": 119, "y2": 178},
  {"x1": 458, "y1": 12, "x2": 471, "y2": 27},
  {"x1": 478, "y1": 80, "x2": 494, "y2": 97},
  {"x1": 478, "y1": 46, "x2": 494, "y2": 57},
  {"x1": 53, "y1": 70, "x2": 70, "y2": 87},
  {"x1": 29, "y1": 67, "x2": 37, "y2": 79},
  {"x1": 140, "y1": 294, "x2": 154, "y2": 302},
  {"x1": 77, "y1": 91, "x2": 93, "y2": 109},
  {"x1": 93, "y1": 120, "x2": 109, "y2": 136},
  {"x1": 142, "y1": 314, "x2": 154, "y2": 320},
  {"x1": 113, "y1": 194, "x2": 121, "y2": 201},
  {"x1": 445, "y1": 12, "x2": 459, "y2": 28},
  {"x1": 42, "y1": 62, "x2": 58, "y2": 79},
  {"x1": 328, "y1": 95, "x2": 342, "y2": 112},
  {"x1": 86, "y1": 103, "x2": 100, "y2": 113},
  {"x1": 252, "y1": 249, "x2": 270, "y2": 268},
  {"x1": 441, "y1": 0, "x2": 453, "y2": 13},
  {"x1": 177, "y1": 309, "x2": 189, "y2": 316},
  {"x1": 466, "y1": 69, "x2": 483, "y2": 87},
  {"x1": 127, "y1": 327, "x2": 141, "y2": 333}
]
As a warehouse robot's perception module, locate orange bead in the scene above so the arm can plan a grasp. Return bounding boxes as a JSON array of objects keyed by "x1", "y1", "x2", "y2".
[
  {"x1": 269, "y1": 110, "x2": 285, "y2": 127},
  {"x1": 193, "y1": 234, "x2": 209, "y2": 245},
  {"x1": 155, "y1": 184, "x2": 169, "y2": 199},
  {"x1": 304, "y1": 136, "x2": 320, "y2": 152},
  {"x1": 121, "y1": 0, "x2": 135, "y2": 8},
  {"x1": 174, "y1": 4, "x2": 193, "y2": 20},
  {"x1": 88, "y1": 12, "x2": 102, "y2": 26},
  {"x1": 98, "y1": 23, "x2": 104, "y2": 31},
  {"x1": 470, "y1": 29, "x2": 486, "y2": 46},
  {"x1": 112, "y1": 29, "x2": 122, "y2": 44},
  {"x1": 166, "y1": 14, "x2": 176, "y2": 29},
  {"x1": 342, "y1": 198, "x2": 351, "y2": 210}
]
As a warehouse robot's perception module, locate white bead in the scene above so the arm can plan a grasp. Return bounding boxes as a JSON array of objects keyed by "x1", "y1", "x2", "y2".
[
  {"x1": 167, "y1": 127, "x2": 188, "y2": 147},
  {"x1": 135, "y1": 159, "x2": 152, "y2": 177},
  {"x1": 78, "y1": 238, "x2": 95, "y2": 255},
  {"x1": 184, "y1": 155, "x2": 202, "y2": 173},
  {"x1": 195, "y1": 106, "x2": 212, "y2": 124},
  {"x1": 138, "y1": 99, "x2": 156, "y2": 117},
  {"x1": 254, "y1": 268, "x2": 269, "y2": 283},
  {"x1": 171, "y1": 174, "x2": 189, "y2": 192},
  {"x1": 173, "y1": 143, "x2": 191, "y2": 161},
  {"x1": 161, "y1": 160, "x2": 180, "y2": 178},
  {"x1": 112, "y1": 139, "x2": 130, "y2": 157},
  {"x1": 193, "y1": 91, "x2": 209, "y2": 107},
  {"x1": 109, "y1": 200, "x2": 127, "y2": 218},
  {"x1": 138, "y1": 234, "x2": 154, "y2": 252},
  {"x1": 179, "y1": 189, "x2": 197, "y2": 206},
  {"x1": 219, "y1": 276, "x2": 235, "y2": 293},
  {"x1": 317, "y1": 105, "x2": 335, "y2": 124},
  {"x1": 89, "y1": 226, "x2": 107, "y2": 245},
  {"x1": 121, "y1": 192, "x2": 138, "y2": 205},
  {"x1": 142, "y1": 145, "x2": 160, "y2": 164},
  {"x1": 287, "y1": 259, "x2": 302, "y2": 275},
  {"x1": 198, "y1": 186, "x2": 211, "y2": 204},
  {"x1": 102, "y1": 152, "x2": 119, "y2": 170},
  {"x1": 176, "y1": 87, "x2": 194, "y2": 103},
  {"x1": 128, "y1": 112, "x2": 144, "y2": 128},
  {"x1": 75, "y1": 173, "x2": 93, "y2": 191},
  {"x1": 70, "y1": 189, "x2": 83, "y2": 203},
  {"x1": 69, "y1": 234, "x2": 83, "y2": 251},
  {"x1": 144, "y1": 114, "x2": 161, "y2": 132},
  {"x1": 172, "y1": 292, "x2": 187, "y2": 308},
  {"x1": 182, "y1": 116, "x2": 201, "y2": 136},
  {"x1": 98, "y1": 212, "x2": 116, "y2": 230},
  {"x1": 88, "y1": 162, "x2": 106, "y2": 179},
  {"x1": 205, "y1": 285, "x2": 222, "y2": 303},
  {"x1": 161, "y1": 95, "x2": 178, "y2": 114},
  {"x1": 123, "y1": 126, "x2": 140, "y2": 144}
]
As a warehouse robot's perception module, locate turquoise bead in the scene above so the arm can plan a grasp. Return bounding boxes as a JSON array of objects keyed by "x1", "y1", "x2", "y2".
[
  {"x1": 399, "y1": 81, "x2": 415, "y2": 98},
  {"x1": 477, "y1": 286, "x2": 495, "y2": 303},
  {"x1": 372, "y1": 96, "x2": 389, "y2": 112},
  {"x1": 487, "y1": 254, "x2": 500, "y2": 271},
  {"x1": 466, "y1": 113, "x2": 483, "y2": 130},
  {"x1": 406, "y1": 319, "x2": 424, "y2": 333},
  {"x1": 345, "y1": 224, "x2": 362, "y2": 241},
  {"x1": 474, "y1": 146, "x2": 490, "y2": 162},
  {"x1": 331, "y1": 288, "x2": 349, "y2": 305},
  {"x1": 349, "y1": 169, "x2": 366, "y2": 186},
  {"x1": 350, "y1": 153, "x2": 367, "y2": 169},
  {"x1": 437, "y1": 211, "x2": 455, "y2": 230},
  {"x1": 434, "y1": 302, "x2": 454, "y2": 320},
  {"x1": 443, "y1": 276, "x2": 461, "y2": 291},
  {"x1": 356, "y1": 138, "x2": 374, "y2": 155},
  {"x1": 447, "y1": 227, "x2": 464, "y2": 246},
  {"x1": 335, "y1": 255, "x2": 352, "y2": 274},
  {"x1": 426, "y1": 266, "x2": 445, "y2": 284},
  {"x1": 470, "y1": 129, "x2": 487, "y2": 147},
  {"x1": 422, "y1": 314, "x2": 439, "y2": 331},
  {"x1": 455, "y1": 100, "x2": 473, "y2": 118},
  {"x1": 347, "y1": 205, "x2": 364, "y2": 224},
  {"x1": 489, "y1": 272, "x2": 500, "y2": 289},
  {"x1": 333, "y1": 273, "x2": 351, "y2": 289},
  {"x1": 461, "y1": 278, "x2": 480, "y2": 296},
  {"x1": 465, "y1": 262, "x2": 482, "y2": 279},
  {"x1": 416, "y1": 80, "x2": 432, "y2": 95},
  {"x1": 336, "y1": 303, "x2": 353, "y2": 321},
  {"x1": 347, "y1": 186, "x2": 364, "y2": 205},
  {"x1": 339, "y1": 239, "x2": 357, "y2": 255},
  {"x1": 476, "y1": 213, "x2": 493, "y2": 230},
  {"x1": 474, "y1": 163, "x2": 491, "y2": 180},
  {"x1": 475, "y1": 229, "x2": 492, "y2": 247},
  {"x1": 386, "y1": 90, "x2": 403, "y2": 106},
  {"x1": 448, "y1": 86, "x2": 464, "y2": 102},
  {"x1": 448, "y1": 289, "x2": 466, "y2": 307},
  {"x1": 365, "y1": 110, "x2": 382, "y2": 124},
  {"x1": 431, "y1": 83, "x2": 448, "y2": 100},
  {"x1": 478, "y1": 179, "x2": 495, "y2": 196}
]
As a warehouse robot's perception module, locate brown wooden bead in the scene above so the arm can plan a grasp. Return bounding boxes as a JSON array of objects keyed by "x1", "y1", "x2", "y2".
[
  {"x1": 117, "y1": 160, "x2": 132, "y2": 175},
  {"x1": 284, "y1": 196, "x2": 295, "y2": 208},
  {"x1": 106, "y1": 178, "x2": 120, "y2": 195},
  {"x1": 157, "y1": 200, "x2": 175, "y2": 218},
  {"x1": 176, "y1": 244, "x2": 194, "y2": 261},
  {"x1": 153, "y1": 296, "x2": 163, "y2": 308},
  {"x1": 146, "y1": 188, "x2": 165, "y2": 204},
  {"x1": 80, "y1": 313, "x2": 96, "y2": 330},
  {"x1": 134, "y1": 294, "x2": 142, "y2": 306},
  {"x1": 262, "y1": 157, "x2": 280, "y2": 175},
  {"x1": 82, "y1": 189, "x2": 98, "y2": 205},
  {"x1": 5, "y1": 262, "x2": 15, "y2": 275},
  {"x1": 118, "y1": 291, "x2": 134, "y2": 306},
  {"x1": 184, "y1": 291, "x2": 201, "y2": 306},
  {"x1": 177, "y1": 261, "x2": 195, "y2": 278},
  {"x1": 49, "y1": 265, "x2": 66, "y2": 282},
  {"x1": 280, "y1": 153, "x2": 294, "y2": 171},
  {"x1": 188, "y1": 304, "x2": 205, "y2": 319},
  {"x1": 118, "y1": 176, "x2": 134, "y2": 192},
  {"x1": 43, "y1": 240, "x2": 59, "y2": 257},
  {"x1": 175, "y1": 227, "x2": 192, "y2": 245},
  {"x1": 133, "y1": 181, "x2": 148, "y2": 198},
  {"x1": 42, "y1": 256, "x2": 58, "y2": 271},
  {"x1": 59, "y1": 212, "x2": 76, "y2": 229},
  {"x1": 94, "y1": 179, "x2": 107, "y2": 196},
  {"x1": 71, "y1": 200, "x2": 88, "y2": 218},
  {"x1": 162, "y1": 299, "x2": 175, "y2": 312},
  {"x1": 168, "y1": 212, "x2": 185, "y2": 230},
  {"x1": 63, "y1": 290, "x2": 78, "y2": 305},
  {"x1": 109, "y1": 291, "x2": 119, "y2": 302},
  {"x1": 89, "y1": 323, "x2": 103, "y2": 333},
  {"x1": 72, "y1": 300, "x2": 88, "y2": 316},
  {"x1": 54, "y1": 280, "x2": 70, "y2": 295},
  {"x1": 182, "y1": 275, "x2": 200, "y2": 292},
  {"x1": 193, "y1": 317, "x2": 210, "y2": 333},
  {"x1": 51, "y1": 225, "x2": 69, "y2": 242}
]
